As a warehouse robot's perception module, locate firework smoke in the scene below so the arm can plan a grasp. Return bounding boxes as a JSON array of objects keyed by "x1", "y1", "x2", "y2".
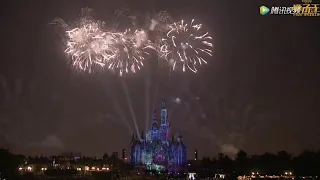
[{"x1": 149, "y1": 19, "x2": 158, "y2": 31}]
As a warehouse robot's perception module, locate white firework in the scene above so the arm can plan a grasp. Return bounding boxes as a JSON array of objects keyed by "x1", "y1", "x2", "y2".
[
  {"x1": 105, "y1": 29, "x2": 155, "y2": 76},
  {"x1": 157, "y1": 19, "x2": 213, "y2": 73}
]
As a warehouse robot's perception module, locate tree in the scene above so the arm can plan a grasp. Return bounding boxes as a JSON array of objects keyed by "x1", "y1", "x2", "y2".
[
  {"x1": 277, "y1": 151, "x2": 291, "y2": 171},
  {"x1": 103, "y1": 153, "x2": 109, "y2": 161},
  {"x1": 293, "y1": 150, "x2": 318, "y2": 176},
  {"x1": 217, "y1": 153, "x2": 234, "y2": 174},
  {"x1": 0, "y1": 149, "x2": 20, "y2": 179},
  {"x1": 235, "y1": 150, "x2": 248, "y2": 175}
]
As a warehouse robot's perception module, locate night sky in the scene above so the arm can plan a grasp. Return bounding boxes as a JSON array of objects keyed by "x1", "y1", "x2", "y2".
[{"x1": 0, "y1": 0, "x2": 319, "y2": 158}]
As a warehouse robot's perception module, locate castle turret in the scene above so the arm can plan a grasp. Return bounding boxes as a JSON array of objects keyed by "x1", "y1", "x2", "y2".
[
  {"x1": 130, "y1": 133, "x2": 135, "y2": 144},
  {"x1": 140, "y1": 130, "x2": 145, "y2": 140},
  {"x1": 152, "y1": 109, "x2": 157, "y2": 122},
  {"x1": 177, "y1": 131, "x2": 187, "y2": 169},
  {"x1": 194, "y1": 150, "x2": 198, "y2": 161},
  {"x1": 151, "y1": 110, "x2": 159, "y2": 139},
  {"x1": 177, "y1": 129, "x2": 184, "y2": 142},
  {"x1": 160, "y1": 100, "x2": 169, "y2": 141},
  {"x1": 122, "y1": 148, "x2": 126, "y2": 161}
]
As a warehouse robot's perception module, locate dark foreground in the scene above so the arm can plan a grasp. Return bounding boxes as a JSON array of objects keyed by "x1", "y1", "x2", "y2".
[{"x1": 12, "y1": 172, "x2": 191, "y2": 180}]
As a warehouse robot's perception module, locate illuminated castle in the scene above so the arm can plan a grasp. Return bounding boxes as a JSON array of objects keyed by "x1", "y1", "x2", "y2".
[{"x1": 130, "y1": 100, "x2": 187, "y2": 172}]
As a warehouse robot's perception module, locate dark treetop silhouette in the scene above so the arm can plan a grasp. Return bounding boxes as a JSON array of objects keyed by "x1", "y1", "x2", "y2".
[{"x1": 1, "y1": 148, "x2": 320, "y2": 179}]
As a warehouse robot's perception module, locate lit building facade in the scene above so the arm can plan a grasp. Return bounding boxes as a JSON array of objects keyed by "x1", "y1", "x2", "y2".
[{"x1": 130, "y1": 101, "x2": 187, "y2": 172}]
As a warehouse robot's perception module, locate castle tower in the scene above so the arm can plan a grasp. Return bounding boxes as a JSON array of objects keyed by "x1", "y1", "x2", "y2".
[
  {"x1": 130, "y1": 133, "x2": 135, "y2": 145},
  {"x1": 140, "y1": 130, "x2": 145, "y2": 141},
  {"x1": 160, "y1": 100, "x2": 169, "y2": 141},
  {"x1": 194, "y1": 150, "x2": 198, "y2": 161},
  {"x1": 177, "y1": 131, "x2": 187, "y2": 168},
  {"x1": 151, "y1": 110, "x2": 159, "y2": 139},
  {"x1": 122, "y1": 148, "x2": 126, "y2": 161},
  {"x1": 177, "y1": 131, "x2": 183, "y2": 143},
  {"x1": 130, "y1": 100, "x2": 187, "y2": 172}
]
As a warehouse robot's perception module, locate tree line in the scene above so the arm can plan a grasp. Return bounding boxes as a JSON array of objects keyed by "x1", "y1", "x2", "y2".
[
  {"x1": 190, "y1": 150, "x2": 320, "y2": 176},
  {"x1": 1, "y1": 148, "x2": 320, "y2": 179}
]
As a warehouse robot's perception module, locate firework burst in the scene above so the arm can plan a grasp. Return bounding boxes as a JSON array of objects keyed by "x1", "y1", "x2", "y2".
[
  {"x1": 157, "y1": 19, "x2": 213, "y2": 73},
  {"x1": 105, "y1": 29, "x2": 155, "y2": 76},
  {"x1": 65, "y1": 20, "x2": 111, "y2": 73},
  {"x1": 54, "y1": 9, "x2": 114, "y2": 73},
  {"x1": 54, "y1": 9, "x2": 213, "y2": 75}
]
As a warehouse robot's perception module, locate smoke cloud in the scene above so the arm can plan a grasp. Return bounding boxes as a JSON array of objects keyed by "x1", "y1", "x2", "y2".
[{"x1": 220, "y1": 144, "x2": 239, "y2": 157}]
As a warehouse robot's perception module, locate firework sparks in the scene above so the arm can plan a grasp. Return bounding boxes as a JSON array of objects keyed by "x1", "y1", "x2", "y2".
[
  {"x1": 65, "y1": 19, "x2": 114, "y2": 73},
  {"x1": 157, "y1": 19, "x2": 213, "y2": 73},
  {"x1": 105, "y1": 29, "x2": 155, "y2": 76},
  {"x1": 53, "y1": 8, "x2": 119, "y2": 73},
  {"x1": 53, "y1": 9, "x2": 114, "y2": 73},
  {"x1": 54, "y1": 8, "x2": 157, "y2": 75},
  {"x1": 54, "y1": 9, "x2": 212, "y2": 75}
]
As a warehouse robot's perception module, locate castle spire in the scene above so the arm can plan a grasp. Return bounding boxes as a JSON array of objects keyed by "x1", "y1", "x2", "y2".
[
  {"x1": 153, "y1": 109, "x2": 157, "y2": 121},
  {"x1": 178, "y1": 129, "x2": 183, "y2": 142},
  {"x1": 130, "y1": 133, "x2": 136, "y2": 145},
  {"x1": 160, "y1": 100, "x2": 169, "y2": 141},
  {"x1": 161, "y1": 100, "x2": 167, "y2": 109},
  {"x1": 141, "y1": 130, "x2": 145, "y2": 139},
  {"x1": 151, "y1": 110, "x2": 158, "y2": 131},
  {"x1": 179, "y1": 129, "x2": 183, "y2": 138}
]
